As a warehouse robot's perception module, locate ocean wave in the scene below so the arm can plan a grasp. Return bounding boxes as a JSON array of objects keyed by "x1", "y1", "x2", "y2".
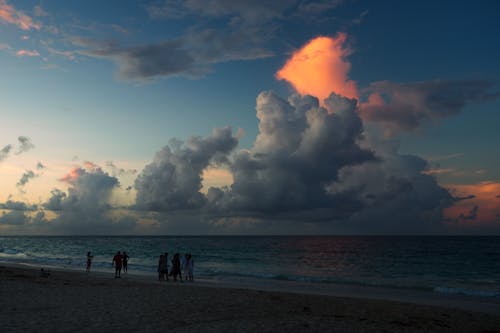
[{"x1": 434, "y1": 286, "x2": 500, "y2": 298}]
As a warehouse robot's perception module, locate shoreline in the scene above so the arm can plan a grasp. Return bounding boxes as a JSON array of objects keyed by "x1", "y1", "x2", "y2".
[
  {"x1": 3, "y1": 261, "x2": 500, "y2": 316},
  {"x1": 2, "y1": 264, "x2": 500, "y2": 332}
]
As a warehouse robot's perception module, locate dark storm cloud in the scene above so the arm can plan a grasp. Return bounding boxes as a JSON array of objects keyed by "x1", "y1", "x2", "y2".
[
  {"x1": 16, "y1": 136, "x2": 35, "y2": 154},
  {"x1": 130, "y1": 91, "x2": 458, "y2": 233},
  {"x1": 207, "y1": 92, "x2": 374, "y2": 214},
  {"x1": 0, "y1": 210, "x2": 30, "y2": 225},
  {"x1": 328, "y1": 129, "x2": 454, "y2": 233},
  {"x1": 359, "y1": 79, "x2": 500, "y2": 132},
  {"x1": 134, "y1": 127, "x2": 238, "y2": 211}
]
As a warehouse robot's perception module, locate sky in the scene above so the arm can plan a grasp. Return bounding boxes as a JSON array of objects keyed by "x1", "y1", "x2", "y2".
[{"x1": 1, "y1": 0, "x2": 499, "y2": 235}]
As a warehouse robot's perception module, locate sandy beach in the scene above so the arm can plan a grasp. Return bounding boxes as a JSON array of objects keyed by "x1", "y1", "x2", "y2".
[{"x1": 1, "y1": 265, "x2": 500, "y2": 332}]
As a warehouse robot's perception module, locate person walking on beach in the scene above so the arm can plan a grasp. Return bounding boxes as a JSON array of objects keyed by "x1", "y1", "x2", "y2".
[
  {"x1": 157, "y1": 254, "x2": 168, "y2": 281},
  {"x1": 171, "y1": 253, "x2": 182, "y2": 282},
  {"x1": 181, "y1": 253, "x2": 188, "y2": 281},
  {"x1": 164, "y1": 252, "x2": 169, "y2": 281},
  {"x1": 112, "y1": 251, "x2": 123, "y2": 278},
  {"x1": 186, "y1": 254, "x2": 194, "y2": 282},
  {"x1": 86, "y1": 251, "x2": 94, "y2": 272},
  {"x1": 122, "y1": 251, "x2": 130, "y2": 273}
]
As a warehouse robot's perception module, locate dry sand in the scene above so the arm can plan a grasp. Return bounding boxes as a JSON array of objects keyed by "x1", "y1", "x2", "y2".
[{"x1": 1, "y1": 265, "x2": 500, "y2": 332}]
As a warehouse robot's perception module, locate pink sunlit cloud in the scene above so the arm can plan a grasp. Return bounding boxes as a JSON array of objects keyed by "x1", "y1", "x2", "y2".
[
  {"x1": 16, "y1": 49, "x2": 40, "y2": 57},
  {"x1": 276, "y1": 33, "x2": 358, "y2": 103},
  {"x1": 0, "y1": 0, "x2": 41, "y2": 30}
]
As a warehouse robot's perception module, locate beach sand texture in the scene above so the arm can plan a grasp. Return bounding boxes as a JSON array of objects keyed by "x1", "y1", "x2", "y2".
[{"x1": 1, "y1": 265, "x2": 500, "y2": 332}]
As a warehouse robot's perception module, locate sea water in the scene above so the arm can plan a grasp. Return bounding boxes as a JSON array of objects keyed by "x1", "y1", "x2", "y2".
[{"x1": 1, "y1": 236, "x2": 499, "y2": 298}]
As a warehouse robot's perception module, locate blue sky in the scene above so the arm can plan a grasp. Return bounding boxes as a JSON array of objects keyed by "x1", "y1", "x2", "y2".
[{"x1": 1, "y1": 0, "x2": 499, "y2": 234}]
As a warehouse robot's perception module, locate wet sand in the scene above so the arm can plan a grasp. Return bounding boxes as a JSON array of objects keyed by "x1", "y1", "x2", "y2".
[{"x1": 1, "y1": 265, "x2": 500, "y2": 332}]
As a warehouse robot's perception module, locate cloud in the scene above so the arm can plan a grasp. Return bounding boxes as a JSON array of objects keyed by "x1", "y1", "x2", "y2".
[
  {"x1": 0, "y1": 200, "x2": 37, "y2": 211},
  {"x1": 0, "y1": 144, "x2": 12, "y2": 162},
  {"x1": 329, "y1": 131, "x2": 454, "y2": 233},
  {"x1": 0, "y1": 210, "x2": 30, "y2": 225},
  {"x1": 79, "y1": 27, "x2": 273, "y2": 81},
  {"x1": 105, "y1": 161, "x2": 137, "y2": 177},
  {"x1": 16, "y1": 136, "x2": 34, "y2": 153},
  {"x1": 33, "y1": 5, "x2": 48, "y2": 17},
  {"x1": 444, "y1": 182, "x2": 500, "y2": 226},
  {"x1": 359, "y1": 80, "x2": 500, "y2": 133},
  {"x1": 275, "y1": 34, "x2": 499, "y2": 135},
  {"x1": 134, "y1": 127, "x2": 238, "y2": 211},
  {"x1": 128, "y1": 89, "x2": 460, "y2": 233},
  {"x1": 42, "y1": 163, "x2": 136, "y2": 234},
  {"x1": 206, "y1": 92, "x2": 373, "y2": 216},
  {"x1": 276, "y1": 34, "x2": 358, "y2": 103},
  {"x1": 16, "y1": 170, "x2": 36, "y2": 191},
  {"x1": 81, "y1": 40, "x2": 198, "y2": 80},
  {"x1": 0, "y1": 0, "x2": 41, "y2": 30},
  {"x1": 147, "y1": 0, "x2": 294, "y2": 23},
  {"x1": 16, "y1": 49, "x2": 40, "y2": 57},
  {"x1": 36, "y1": 162, "x2": 45, "y2": 170}
]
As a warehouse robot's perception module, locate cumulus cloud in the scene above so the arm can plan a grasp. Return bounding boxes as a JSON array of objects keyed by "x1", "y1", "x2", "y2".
[
  {"x1": 134, "y1": 127, "x2": 238, "y2": 211},
  {"x1": 0, "y1": 0, "x2": 41, "y2": 30},
  {"x1": 328, "y1": 131, "x2": 454, "y2": 233},
  {"x1": 42, "y1": 163, "x2": 137, "y2": 234},
  {"x1": 206, "y1": 92, "x2": 373, "y2": 215},
  {"x1": 359, "y1": 80, "x2": 500, "y2": 133}
]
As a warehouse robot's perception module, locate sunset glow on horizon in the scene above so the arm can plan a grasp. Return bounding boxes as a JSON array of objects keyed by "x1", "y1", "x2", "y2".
[{"x1": 1, "y1": 0, "x2": 499, "y2": 234}]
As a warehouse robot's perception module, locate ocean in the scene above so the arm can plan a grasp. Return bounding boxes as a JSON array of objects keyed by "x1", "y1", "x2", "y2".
[{"x1": 1, "y1": 236, "x2": 499, "y2": 298}]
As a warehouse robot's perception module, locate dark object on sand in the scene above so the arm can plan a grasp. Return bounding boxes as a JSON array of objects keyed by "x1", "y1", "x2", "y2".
[{"x1": 40, "y1": 268, "x2": 51, "y2": 278}]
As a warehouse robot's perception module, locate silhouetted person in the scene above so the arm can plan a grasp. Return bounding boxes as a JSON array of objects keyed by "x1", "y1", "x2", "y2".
[
  {"x1": 122, "y1": 251, "x2": 130, "y2": 273},
  {"x1": 157, "y1": 254, "x2": 167, "y2": 281},
  {"x1": 171, "y1": 253, "x2": 182, "y2": 281},
  {"x1": 112, "y1": 251, "x2": 122, "y2": 278},
  {"x1": 164, "y1": 252, "x2": 169, "y2": 281},
  {"x1": 186, "y1": 254, "x2": 194, "y2": 281},
  {"x1": 86, "y1": 251, "x2": 94, "y2": 272}
]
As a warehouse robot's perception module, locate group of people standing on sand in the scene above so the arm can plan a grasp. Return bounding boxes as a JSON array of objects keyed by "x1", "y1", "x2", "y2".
[
  {"x1": 112, "y1": 251, "x2": 130, "y2": 278},
  {"x1": 158, "y1": 252, "x2": 194, "y2": 282},
  {"x1": 86, "y1": 250, "x2": 194, "y2": 282},
  {"x1": 85, "y1": 250, "x2": 130, "y2": 278}
]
